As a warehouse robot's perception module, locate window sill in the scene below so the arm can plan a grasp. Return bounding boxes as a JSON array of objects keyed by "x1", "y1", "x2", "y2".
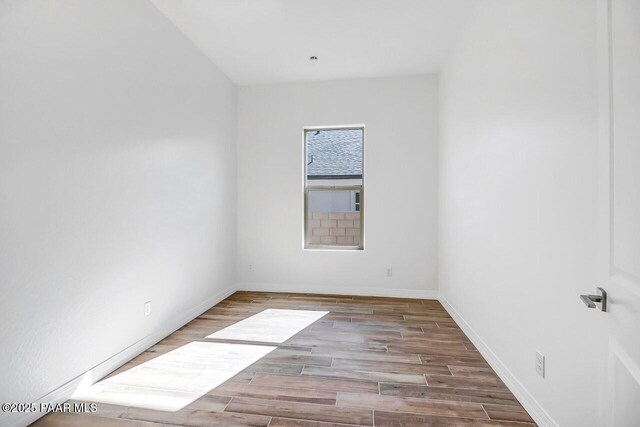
[{"x1": 303, "y1": 245, "x2": 364, "y2": 252}]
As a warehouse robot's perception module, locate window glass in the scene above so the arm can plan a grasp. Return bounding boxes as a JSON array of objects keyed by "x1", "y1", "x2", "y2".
[{"x1": 304, "y1": 128, "x2": 363, "y2": 249}]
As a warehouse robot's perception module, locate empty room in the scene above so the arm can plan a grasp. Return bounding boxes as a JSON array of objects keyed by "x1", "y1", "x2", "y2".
[{"x1": 1, "y1": 0, "x2": 638, "y2": 426}]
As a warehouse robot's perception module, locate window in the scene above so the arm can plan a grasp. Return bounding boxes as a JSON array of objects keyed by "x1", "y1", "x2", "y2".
[{"x1": 304, "y1": 127, "x2": 364, "y2": 249}]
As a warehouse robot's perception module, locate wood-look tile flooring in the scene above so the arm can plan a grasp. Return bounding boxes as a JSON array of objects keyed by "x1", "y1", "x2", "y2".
[{"x1": 34, "y1": 292, "x2": 536, "y2": 426}]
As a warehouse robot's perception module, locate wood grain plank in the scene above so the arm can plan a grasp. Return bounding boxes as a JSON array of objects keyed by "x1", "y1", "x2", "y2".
[
  {"x1": 264, "y1": 352, "x2": 333, "y2": 367},
  {"x1": 483, "y1": 403, "x2": 536, "y2": 423},
  {"x1": 120, "y1": 406, "x2": 271, "y2": 427},
  {"x1": 388, "y1": 337, "x2": 470, "y2": 350},
  {"x1": 268, "y1": 418, "x2": 367, "y2": 427},
  {"x1": 250, "y1": 372, "x2": 379, "y2": 394},
  {"x1": 336, "y1": 392, "x2": 488, "y2": 419},
  {"x1": 209, "y1": 381, "x2": 337, "y2": 405},
  {"x1": 379, "y1": 383, "x2": 520, "y2": 406},
  {"x1": 420, "y1": 355, "x2": 491, "y2": 367},
  {"x1": 32, "y1": 413, "x2": 161, "y2": 426},
  {"x1": 246, "y1": 361, "x2": 304, "y2": 376},
  {"x1": 287, "y1": 338, "x2": 387, "y2": 352},
  {"x1": 225, "y1": 397, "x2": 373, "y2": 426},
  {"x1": 373, "y1": 411, "x2": 535, "y2": 426},
  {"x1": 331, "y1": 358, "x2": 451, "y2": 376},
  {"x1": 449, "y1": 365, "x2": 500, "y2": 379},
  {"x1": 425, "y1": 374, "x2": 510, "y2": 392},
  {"x1": 302, "y1": 365, "x2": 427, "y2": 385},
  {"x1": 311, "y1": 348, "x2": 422, "y2": 364},
  {"x1": 389, "y1": 344, "x2": 481, "y2": 357},
  {"x1": 183, "y1": 394, "x2": 232, "y2": 411}
]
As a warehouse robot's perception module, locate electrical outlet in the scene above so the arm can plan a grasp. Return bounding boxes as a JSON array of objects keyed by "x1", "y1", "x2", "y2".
[
  {"x1": 144, "y1": 301, "x2": 152, "y2": 317},
  {"x1": 386, "y1": 268, "x2": 393, "y2": 277},
  {"x1": 535, "y1": 351, "x2": 545, "y2": 378},
  {"x1": 248, "y1": 264, "x2": 253, "y2": 273}
]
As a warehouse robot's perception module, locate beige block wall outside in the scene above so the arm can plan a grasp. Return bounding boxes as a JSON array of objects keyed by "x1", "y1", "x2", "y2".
[{"x1": 307, "y1": 211, "x2": 361, "y2": 246}]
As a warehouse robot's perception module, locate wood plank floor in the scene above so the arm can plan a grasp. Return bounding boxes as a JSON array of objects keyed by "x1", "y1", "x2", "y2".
[{"x1": 33, "y1": 292, "x2": 536, "y2": 426}]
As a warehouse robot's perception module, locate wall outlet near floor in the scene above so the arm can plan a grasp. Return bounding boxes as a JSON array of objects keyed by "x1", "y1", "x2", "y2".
[
  {"x1": 535, "y1": 350, "x2": 545, "y2": 378},
  {"x1": 144, "y1": 301, "x2": 152, "y2": 317},
  {"x1": 248, "y1": 264, "x2": 253, "y2": 273},
  {"x1": 386, "y1": 267, "x2": 393, "y2": 277}
]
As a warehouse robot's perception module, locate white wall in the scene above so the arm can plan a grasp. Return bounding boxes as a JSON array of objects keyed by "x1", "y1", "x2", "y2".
[
  {"x1": 237, "y1": 76, "x2": 438, "y2": 297},
  {"x1": 0, "y1": 0, "x2": 237, "y2": 422},
  {"x1": 438, "y1": 1, "x2": 600, "y2": 425}
]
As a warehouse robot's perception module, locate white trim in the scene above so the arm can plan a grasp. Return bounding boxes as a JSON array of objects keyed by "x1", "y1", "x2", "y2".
[
  {"x1": 236, "y1": 282, "x2": 439, "y2": 300},
  {"x1": 438, "y1": 296, "x2": 558, "y2": 427},
  {"x1": 6, "y1": 284, "x2": 237, "y2": 427}
]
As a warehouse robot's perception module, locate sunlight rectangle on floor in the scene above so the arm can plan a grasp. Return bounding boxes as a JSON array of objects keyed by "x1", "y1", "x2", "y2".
[
  {"x1": 72, "y1": 341, "x2": 276, "y2": 411},
  {"x1": 206, "y1": 308, "x2": 328, "y2": 343}
]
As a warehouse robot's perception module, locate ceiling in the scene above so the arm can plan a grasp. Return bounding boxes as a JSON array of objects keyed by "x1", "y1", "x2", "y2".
[{"x1": 150, "y1": 0, "x2": 474, "y2": 86}]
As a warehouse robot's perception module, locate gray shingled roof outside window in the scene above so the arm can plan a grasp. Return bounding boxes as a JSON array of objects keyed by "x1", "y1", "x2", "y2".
[{"x1": 306, "y1": 128, "x2": 363, "y2": 179}]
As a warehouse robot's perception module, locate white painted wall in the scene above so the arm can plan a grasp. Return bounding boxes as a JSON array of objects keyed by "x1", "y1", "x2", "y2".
[
  {"x1": 438, "y1": 1, "x2": 600, "y2": 425},
  {"x1": 0, "y1": 0, "x2": 237, "y2": 422},
  {"x1": 237, "y1": 76, "x2": 438, "y2": 298}
]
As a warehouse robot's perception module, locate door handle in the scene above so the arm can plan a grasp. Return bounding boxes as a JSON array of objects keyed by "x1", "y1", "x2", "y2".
[
  {"x1": 580, "y1": 287, "x2": 607, "y2": 312},
  {"x1": 580, "y1": 294, "x2": 601, "y2": 308}
]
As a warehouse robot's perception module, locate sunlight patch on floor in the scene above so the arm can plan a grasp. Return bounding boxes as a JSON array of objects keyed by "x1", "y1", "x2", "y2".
[
  {"x1": 206, "y1": 308, "x2": 329, "y2": 343},
  {"x1": 72, "y1": 342, "x2": 275, "y2": 411}
]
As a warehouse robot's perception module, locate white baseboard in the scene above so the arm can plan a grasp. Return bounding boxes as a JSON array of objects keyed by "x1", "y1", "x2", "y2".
[
  {"x1": 236, "y1": 282, "x2": 439, "y2": 300},
  {"x1": 7, "y1": 284, "x2": 237, "y2": 427},
  {"x1": 438, "y1": 296, "x2": 558, "y2": 427}
]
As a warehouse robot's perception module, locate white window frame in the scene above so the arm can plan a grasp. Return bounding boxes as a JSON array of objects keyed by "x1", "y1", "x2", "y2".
[{"x1": 303, "y1": 126, "x2": 364, "y2": 251}]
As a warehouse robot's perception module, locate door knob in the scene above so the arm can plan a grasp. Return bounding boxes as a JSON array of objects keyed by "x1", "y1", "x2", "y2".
[{"x1": 580, "y1": 287, "x2": 607, "y2": 312}]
